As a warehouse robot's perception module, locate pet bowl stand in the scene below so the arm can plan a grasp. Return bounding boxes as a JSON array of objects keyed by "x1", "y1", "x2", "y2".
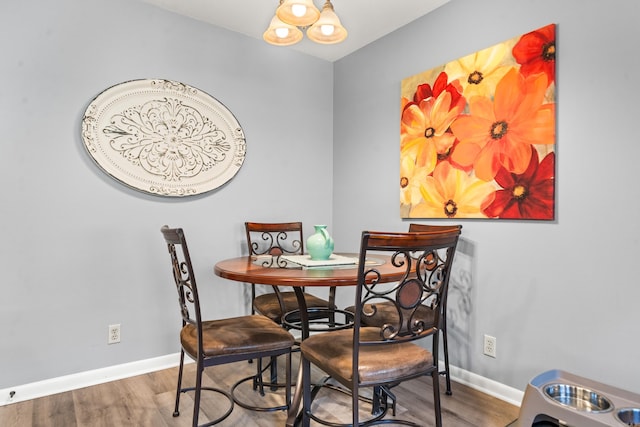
[{"x1": 514, "y1": 369, "x2": 640, "y2": 426}]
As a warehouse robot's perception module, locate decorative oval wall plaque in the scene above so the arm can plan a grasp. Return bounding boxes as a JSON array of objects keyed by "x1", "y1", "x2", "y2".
[{"x1": 81, "y1": 79, "x2": 246, "y2": 197}]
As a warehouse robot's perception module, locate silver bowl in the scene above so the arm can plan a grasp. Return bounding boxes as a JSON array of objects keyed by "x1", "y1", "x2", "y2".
[
  {"x1": 543, "y1": 383, "x2": 613, "y2": 413},
  {"x1": 617, "y1": 408, "x2": 640, "y2": 426}
]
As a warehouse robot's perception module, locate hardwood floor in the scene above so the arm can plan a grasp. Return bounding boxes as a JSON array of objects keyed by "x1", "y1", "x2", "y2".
[{"x1": 0, "y1": 355, "x2": 519, "y2": 426}]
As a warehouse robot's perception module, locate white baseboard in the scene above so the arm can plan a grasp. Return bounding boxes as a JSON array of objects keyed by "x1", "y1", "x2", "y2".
[
  {"x1": 447, "y1": 363, "x2": 524, "y2": 407},
  {"x1": 0, "y1": 353, "x2": 187, "y2": 406},
  {"x1": 1, "y1": 355, "x2": 523, "y2": 409}
]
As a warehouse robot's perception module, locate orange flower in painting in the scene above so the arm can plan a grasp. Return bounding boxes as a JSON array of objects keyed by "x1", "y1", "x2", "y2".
[
  {"x1": 482, "y1": 147, "x2": 555, "y2": 219},
  {"x1": 401, "y1": 91, "x2": 462, "y2": 175},
  {"x1": 447, "y1": 138, "x2": 473, "y2": 173},
  {"x1": 450, "y1": 68, "x2": 555, "y2": 182},
  {"x1": 512, "y1": 23, "x2": 556, "y2": 86},
  {"x1": 401, "y1": 96, "x2": 410, "y2": 112},
  {"x1": 410, "y1": 161, "x2": 495, "y2": 219}
]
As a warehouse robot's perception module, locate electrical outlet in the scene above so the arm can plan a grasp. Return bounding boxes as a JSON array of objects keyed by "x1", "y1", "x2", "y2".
[
  {"x1": 108, "y1": 324, "x2": 121, "y2": 344},
  {"x1": 483, "y1": 334, "x2": 496, "y2": 358}
]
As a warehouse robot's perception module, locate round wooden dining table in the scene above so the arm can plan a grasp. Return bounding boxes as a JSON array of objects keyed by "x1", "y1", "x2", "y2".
[
  {"x1": 214, "y1": 253, "x2": 407, "y2": 333},
  {"x1": 213, "y1": 253, "x2": 406, "y2": 426},
  {"x1": 214, "y1": 253, "x2": 406, "y2": 287}
]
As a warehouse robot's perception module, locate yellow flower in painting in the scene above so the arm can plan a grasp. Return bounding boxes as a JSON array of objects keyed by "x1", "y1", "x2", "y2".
[
  {"x1": 450, "y1": 68, "x2": 555, "y2": 181},
  {"x1": 400, "y1": 154, "x2": 430, "y2": 206},
  {"x1": 444, "y1": 43, "x2": 511, "y2": 100},
  {"x1": 400, "y1": 91, "x2": 461, "y2": 175},
  {"x1": 410, "y1": 162, "x2": 495, "y2": 218}
]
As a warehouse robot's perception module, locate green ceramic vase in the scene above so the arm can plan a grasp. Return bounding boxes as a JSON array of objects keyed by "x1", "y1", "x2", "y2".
[{"x1": 306, "y1": 225, "x2": 334, "y2": 260}]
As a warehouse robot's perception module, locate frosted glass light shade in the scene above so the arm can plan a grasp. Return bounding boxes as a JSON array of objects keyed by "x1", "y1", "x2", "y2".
[
  {"x1": 277, "y1": 0, "x2": 320, "y2": 27},
  {"x1": 307, "y1": 0, "x2": 347, "y2": 44},
  {"x1": 263, "y1": 15, "x2": 303, "y2": 46}
]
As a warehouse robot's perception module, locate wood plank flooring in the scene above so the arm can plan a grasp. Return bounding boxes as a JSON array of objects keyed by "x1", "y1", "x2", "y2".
[{"x1": 0, "y1": 354, "x2": 519, "y2": 426}]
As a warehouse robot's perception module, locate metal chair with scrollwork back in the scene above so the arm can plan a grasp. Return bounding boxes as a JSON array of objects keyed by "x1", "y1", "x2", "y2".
[
  {"x1": 160, "y1": 225, "x2": 294, "y2": 426},
  {"x1": 406, "y1": 223, "x2": 462, "y2": 395},
  {"x1": 345, "y1": 223, "x2": 462, "y2": 397},
  {"x1": 300, "y1": 229, "x2": 460, "y2": 427},
  {"x1": 245, "y1": 221, "x2": 336, "y2": 392}
]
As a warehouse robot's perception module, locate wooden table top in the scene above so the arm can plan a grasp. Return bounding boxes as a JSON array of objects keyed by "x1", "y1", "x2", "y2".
[{"x1": 214, "y1": 254, "x2": 405, "y2": 287}]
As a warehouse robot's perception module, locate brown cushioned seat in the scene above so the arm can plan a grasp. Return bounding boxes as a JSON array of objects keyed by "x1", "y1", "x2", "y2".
[
  {"x1": 300, "y1": 327, "x2": 432, "y2": 385},
  {"x1": 181, "y1": 315, "x2": 295, "y2": 358},
  {"x1": 254, "y1": 291, "x2": 332, "y2": 322}
]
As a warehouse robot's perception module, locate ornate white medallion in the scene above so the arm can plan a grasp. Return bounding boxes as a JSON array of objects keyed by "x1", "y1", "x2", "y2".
[{"x1": 82, "y1": 79, "x2": 246, "y2": 197}]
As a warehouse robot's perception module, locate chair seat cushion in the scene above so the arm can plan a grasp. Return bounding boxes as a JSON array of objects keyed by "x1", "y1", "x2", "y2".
[
  {"x1": 254, "y1": 291, "x2": 331, "y2": 322},
  {"x1": 345, "y1": 302, "x2": 436, "y2": 328},
  {"x1": 300, "y1": 327, "x2": 433, "y2": 386},
  {"x1": 180, "y1": 315, "x2": 294, "y2": 358}
]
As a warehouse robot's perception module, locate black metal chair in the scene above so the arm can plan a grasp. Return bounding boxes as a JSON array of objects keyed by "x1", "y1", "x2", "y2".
[
  {"x1": 245, "y1": 222, "x2": 335, "y2": 325},
  {"x1": 245, "y1": 222, "x2": 338, "y2": 391},
  {"x1": 346, "y1": 223, "x2": 462, "y2": 396},
  {"x1": 300, "y1": 229, "x2": 461, "y2": 427},
  {"x1": 160, "y1": 225, "x2": 295, "y2": 426},
  {"x1": 407, "y1": 223, "x2": 461, "y2": 395}
]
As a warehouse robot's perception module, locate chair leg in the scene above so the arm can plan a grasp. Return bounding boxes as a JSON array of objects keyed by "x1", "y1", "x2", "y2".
[
  {"x1": 442, "y1": 312, "x2": 452, "y2": 395},
  {"x1": 285, "y1": 352, "x2": 292, "y2": 408},
  {"x1": 372, "y1": 386, "x2": 383, "y2": 415},
  {"x1": 352, "y1": 380, "x2": 360, "y2": 427},
  {"x1": 375, "y1": 385, "x2": 397, "y2": 416},
  {"x1": 432, "y1": 369, "x2": 443, "y2": 427},
  {"x1": 252, "y1": 356, "x2": 279, "y2": 395},
  {"x1": 192, "y1": 360, "x2": 203, "y2": 427},
  {"x1": 254, "y1": 357, "x2": 266, "y2": 396},
  {"x1": 173, "y1": 350, "x2": 185, "y2": 417},
  {"x1": 248, "y1": 286, "x2": 255, "y2": 364},
  {"x1": 270, "y1": 355, "x2": 278, "y2": 391},
  {"x1": 301, "y1": 357, "x2": 312, "y2": 427}
]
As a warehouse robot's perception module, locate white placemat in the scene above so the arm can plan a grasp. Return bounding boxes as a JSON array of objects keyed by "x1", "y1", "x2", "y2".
[{"x1": 281, "y1": 254, "x2": 358, "y2": 267}]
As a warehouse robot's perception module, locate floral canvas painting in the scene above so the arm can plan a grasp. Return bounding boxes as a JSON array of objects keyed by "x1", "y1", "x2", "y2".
[{"x1": 400, "y1": 24, "x2": 556, "y2": 220}]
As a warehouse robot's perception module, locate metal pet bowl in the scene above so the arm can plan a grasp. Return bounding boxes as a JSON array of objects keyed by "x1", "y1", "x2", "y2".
[
  {"x1": 617, "y1": 408, "x2": 640, "y2": 426},
  {"x1": 543, "y1": 383, "x2": 613, "y2": 413}
]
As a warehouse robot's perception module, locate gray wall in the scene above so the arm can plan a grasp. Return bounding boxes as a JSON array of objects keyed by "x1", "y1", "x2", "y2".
[
  {"x1": 2, "y1": 0, "x2": 640, "y2": 400},
  {"x1": 333, "y1": 0, "x2": 640, "y2": 394},
  {"x1": 0, "y1": 0, "x2": 334, "y2": 388}
]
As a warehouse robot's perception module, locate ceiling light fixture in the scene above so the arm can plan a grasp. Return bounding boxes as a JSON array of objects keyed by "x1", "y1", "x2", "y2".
[{"x1": 263, "y1": 0, "x2": 348, "y2": 46}]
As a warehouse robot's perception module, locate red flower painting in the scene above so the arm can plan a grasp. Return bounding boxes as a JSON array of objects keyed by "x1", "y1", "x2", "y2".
[
  {"x1": 512, "y1": 23, "x2": 556, "y2": 86},
  {"x1": 481, "y1": 147, "x2": 555, "y2": 219},
  {"x1": 400, "y1": 24, "x2": 556, "y2": 220}
]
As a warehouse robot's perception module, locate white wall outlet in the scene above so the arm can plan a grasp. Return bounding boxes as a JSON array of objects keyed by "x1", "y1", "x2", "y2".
[
  {"x1": 483, "y1": 334, "x2": 496, "y2": 358},
  {"x1": 108, "y1": 324, "x2": 121, "y2": 344}
]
